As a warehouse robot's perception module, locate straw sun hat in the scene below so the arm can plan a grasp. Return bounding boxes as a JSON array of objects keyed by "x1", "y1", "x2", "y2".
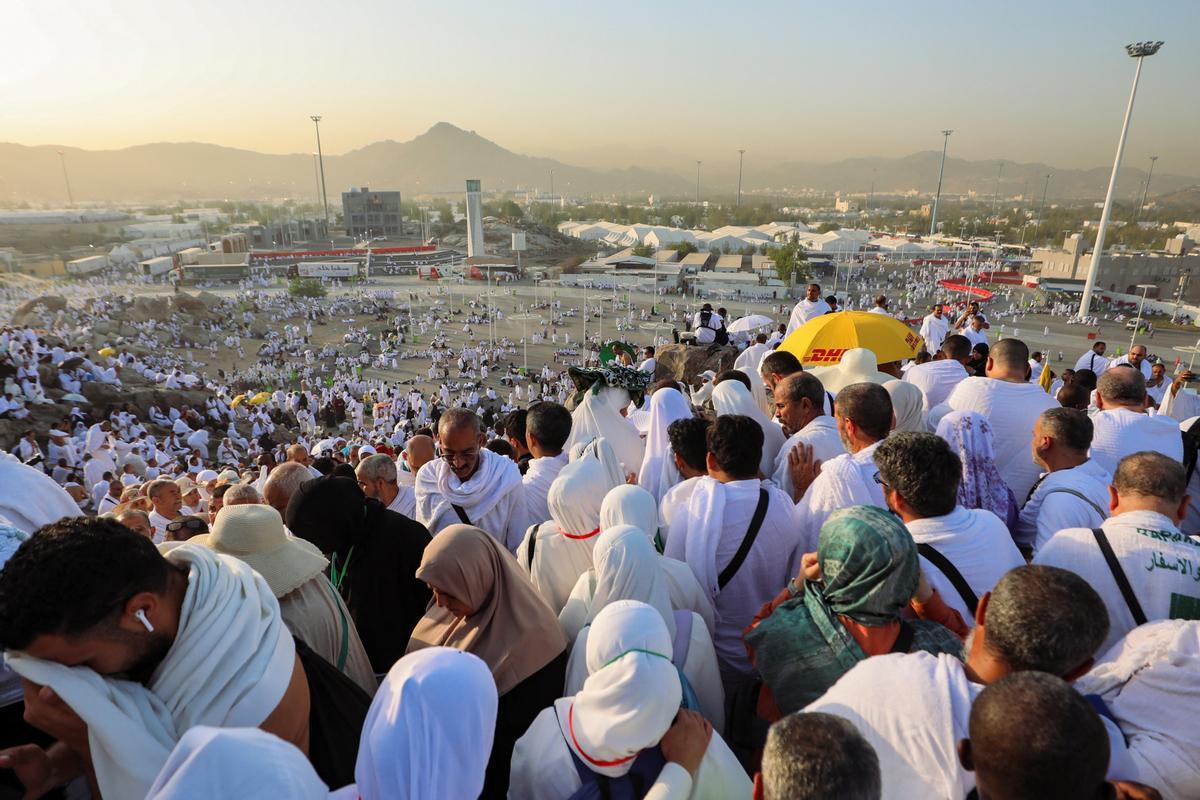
[{"x1": 193, "y1": 504, "x2": 328, "y2": 598}]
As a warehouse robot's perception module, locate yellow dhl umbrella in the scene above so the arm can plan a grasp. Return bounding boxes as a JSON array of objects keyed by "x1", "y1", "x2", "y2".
[
  {"x1": 780, "y1": 310, "x2": 924, "y2": 368},
  {"x1": 249, "y1": 392, "x2": 272, "y2": 406},
  {"x1": 97, "y1": 347, "x2": 116, "y2": 358},
  {"x1": 230, "y1": 394, "x2": 247, "y2": 408}
]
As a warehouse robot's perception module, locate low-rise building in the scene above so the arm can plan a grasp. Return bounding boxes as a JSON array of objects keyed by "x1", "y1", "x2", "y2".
[{"x1": 1033, "y1": 233, "x2": 1200, "y2": 301}]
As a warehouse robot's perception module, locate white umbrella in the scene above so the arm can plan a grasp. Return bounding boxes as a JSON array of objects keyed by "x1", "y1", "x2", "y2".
[{"x1": 727, "y1": 314, "x2": 774, "y2": 333}]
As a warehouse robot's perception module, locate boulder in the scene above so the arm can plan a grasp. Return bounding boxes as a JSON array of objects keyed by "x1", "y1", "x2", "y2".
[
  {"x1": 11, "y1": 295, "x2": 66, "y2": 326},
  {"x1": 172, "y1": 293, "x2": 208, "y2": 314},
  {"x1": 654, "y1": 344, "x2": 740, "y2": 386},
  {"x1": 81, "y1": 381, "x2": 123, "y2": 408},
  {"x1": 196, "y1": 291, "x2": 222, "y2": 310},
  {"x1": 130, "y1": 296, "x2": 169, "y2": 322}
]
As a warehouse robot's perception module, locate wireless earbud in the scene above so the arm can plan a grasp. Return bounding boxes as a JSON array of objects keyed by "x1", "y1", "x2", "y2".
[{"x1": 135, "y1": 609, "x2": 155, "y2": 633}]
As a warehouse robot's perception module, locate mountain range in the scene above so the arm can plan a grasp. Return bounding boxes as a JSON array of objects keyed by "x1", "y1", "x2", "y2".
[{"x1": 0, "y1": 122, "x2": 1195, "y2": 205}]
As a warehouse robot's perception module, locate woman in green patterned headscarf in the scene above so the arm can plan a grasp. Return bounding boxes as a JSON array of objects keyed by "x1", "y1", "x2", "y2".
[{"x1": 745, "y1": 505, "x2": 964, "y2": 714}]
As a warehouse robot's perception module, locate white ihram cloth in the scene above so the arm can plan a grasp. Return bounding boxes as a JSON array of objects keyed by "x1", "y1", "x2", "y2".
[
  {"x1": 1017, "y1": 459, "x2": 1112, "y2": 556},
  {"x1": 905, "y1": 507, "x2": 1025, "y2": 625},
  {"x1": 1034, "y1": 510, "x2": 1200, "y2": 654},
  {"x1": 918, "y1": 313, "x2": 951, "y2": 351},
  {"x1": 598, "y1": 484, "x2": 715, "y2": 634},
  {"x1": 517, "y1": 444, "x2": 623, "y2": 615},
  {"x1": 1075, "y1": 350, "x2": 1111, "y2": 375},
  {"x1": 565, "y1": 386, "x2": 646, "y2": 477},
  {"x1": 563, "y1": 599, "x2": 725, "y2": 747},
  {"x1": 1075, "y1": 620, "x2": 1200, "y2": 800},
  {"x1": 522, "y1": 452, "x2": 568, "y2": 528},
  {"x1": 795, "y1": 441, "x2": 887, "y2": 553},
  {"x1": 659, "y1": 476, "x2": 702, "y2": 546},
  {"x1": 733, "y1": 342, "x2": 771, "y2": 373},
  {"x1": 1088, "y1": 406, "x2": 1183, "y2": 477},
  {"x1": 146, "y1": 727, "x2": 332, "y2": 800},
  {"x1": 1111, "y1": 354, "x2": 1153, "y2": 380},
  {"x1": 805, "y1": 652, "x2": 1137, "y2": 800},
  {"x1": 349, "y1": 648, "x2": 498, "y2": 800},
  {"x1": 665, "y1": 477, "x2": 802, "y2": 678},
  {"x1": 510, "y1": 602, "x2": 750, "y2": 800},
  {"x1": 945, "y1": 376, "x2": 1059, "y2": 501},
  {"x1": 712, "y1": 379, "x2": 786, "y2": 478},
  {"x1": 0, "y1": 452, "x2": 83, "y2": 534},
  {"x1": 637, "y1": 388, "x2": 694, "y2": 504},
  {"x1": 771, "y1": 416, "x2": 845, "y2": 500},
  {"x1": 785, "y1": 297, "x2": 831, "y2": 337},
  {"x1": 415, "y1": 447, "x2": 528, "y2": 551},
  {"x1": 385, "y1": 484, "x2": 417, "y2": 520},
  {"x1": 6, "y1": 545, "x2": 295, "y2": 800}
]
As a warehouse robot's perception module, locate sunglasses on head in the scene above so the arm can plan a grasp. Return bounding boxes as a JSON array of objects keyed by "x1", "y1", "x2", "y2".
[{"x1": 166, "y1": 518, "x2": 208, "y2": 534}]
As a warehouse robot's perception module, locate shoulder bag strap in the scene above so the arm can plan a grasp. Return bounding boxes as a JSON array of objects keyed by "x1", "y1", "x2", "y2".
[
  {"x1": 916, "y1": 542, "x2": 978, "y2": 616},
  {"x1": 450, "y1": 503, "x2": 471, "y2": 525},
  {"x1": 525, "y1": 523, "x2": 540, "y2": 570},
  {"x1": 890, "y1": 620, "x2": 915, "y2": 654},
  {"x1": 718, "y1": 489, "x2": 769, "y2": 590},
  {"x1": 1041, "y1": 487, "x2": 1107, "y2": 520},
  {"x1": 1091, "y1": 528, "x2": 1149, "y2": 626}
]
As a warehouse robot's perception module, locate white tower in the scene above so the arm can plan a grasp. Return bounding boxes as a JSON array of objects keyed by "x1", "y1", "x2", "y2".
[{"x1": 465, "y1": 179, "x2": 485, "y2": 258}]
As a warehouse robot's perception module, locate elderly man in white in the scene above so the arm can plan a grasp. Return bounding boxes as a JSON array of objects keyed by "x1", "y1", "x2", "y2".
[
  {"x1": 918, "y1": 303, "x2": 951, "y2": 353},
  {"x1": 1035, "y1": 451, "x2": 1200, "y2": 654},
  {"x1": 1088, "y1": 367, "x2": 1182, "y2": 477},
  {"x1": 771, "y1": 372, "x2": 844, "y2": 500},
  {"x1": 785, "y1": 283, "x2": 832, "y2": 337}
]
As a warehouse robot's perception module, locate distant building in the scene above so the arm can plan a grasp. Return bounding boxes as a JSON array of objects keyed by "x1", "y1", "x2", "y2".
[
  {"x1": 342, "y1": 187, "x2": 402, "y2": 238},
  {"x1": 834, "y1": 196, "x2": 858, "y2": 213},
  {"x1": 1033, "y1": 233, "x2": 1200, "y2": 302}
]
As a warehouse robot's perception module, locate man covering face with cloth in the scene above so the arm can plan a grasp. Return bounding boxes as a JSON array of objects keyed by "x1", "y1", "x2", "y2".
[{"x1": 0, "y1": 517, "x2": 365, "y2": 798}]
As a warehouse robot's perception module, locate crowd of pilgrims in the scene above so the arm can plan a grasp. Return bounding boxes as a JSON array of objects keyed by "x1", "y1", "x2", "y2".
[{"x1": 0, "y1": 273, "x2": 1197, "y2": 798}]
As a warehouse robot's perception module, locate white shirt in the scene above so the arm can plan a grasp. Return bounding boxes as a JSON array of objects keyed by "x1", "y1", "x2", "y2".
[
  {"x1": 945, "y1": 377, "x2": 1060, "y2": 502},
  {"x1": 1089, "y1": 406, "x2": 1183, "y2": 477},
  {"x1": 906, "y1": 507, "x2": 1026, "y2": 624},
  {"x1": 868, "y1": 306, "x2": 891, "y2": 315},
  {"x1": 785, "y1": 298, "x2": 831, "y2": 337},
  {"x1": 1035, "y1": 509, "x2": 1200, "y2": 654},
  {"x1": 902, "y1": 359, "x2": 969, "y2": 411},
  {"x1": 1074, "y1": 350, "x2": 1111, "y2": 375},
  {"x1": 659, "y1": 475, "x2": 702, "y2": 547},
  {"x1": 771, "y1": 416, "x2": 845, "y2": 500},
  {"x1": 1110, "y1": 355, "x2": 1152, "y2": 381},
  {"x1": 795, "y1": 441, "x2": 887, "y2": 553},
  {"x1": 148, "y1": 509, "x2": 173, "y2": 544},
  {"x1": 692, "y1": 311, "x2": 724, "y2": 345},
  {"x1": 918, "y1": 313, "x2": 951, "y2": 352},
  {"x1": 962, "y1": 327, "x2": 988, "y2": 349},
  {"x1": 385, "y1": 484, "x2": 417, "y2": 520},
  {"x1": 1018, "y1": 458, "x2": 1112, "y2": 555},
  {"x1": 637, "y1": 357, "x2": 657, "y2": 374},
  {"x1": 522, "y1": 453, "x2": 568, "y2": 529}
]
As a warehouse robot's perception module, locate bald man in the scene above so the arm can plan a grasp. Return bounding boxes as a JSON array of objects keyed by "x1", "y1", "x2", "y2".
[
  {"x1": 413, "y1": 409, "x2": 529, "y2": 550},
  {"x1": 398, "y1": 435, "x2": 435, "y2": 487},
  {"x1": 1089, "y1": 366, "x2": 1182, "y2": 476}
]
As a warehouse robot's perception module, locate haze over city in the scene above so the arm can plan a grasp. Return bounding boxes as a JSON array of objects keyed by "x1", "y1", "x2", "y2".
[{"x1": 5, "y1": 0, "x2": 1199, "y2": 178}]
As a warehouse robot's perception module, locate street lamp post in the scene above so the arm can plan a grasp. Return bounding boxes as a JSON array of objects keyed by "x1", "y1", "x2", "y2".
[
  {"x1": 1078, "y1": 41, "x2": 1164, "y2": 319},
  {"x1": 1136, "y1": 155, "x2": 1158, "y2": 222},
  {"x1": 736, "y1": 150, "x2": 745, "y2": 208},
  {"x1": 310, "y1": 116, "x2": 331, "y2": 235},
  {"x1": 1036, "y1": 173, "x2": 1053, "y2": 246},
  {"x1": 696, "y1": 160, "x2": 701, "y2": 204},
  {"x1": 991, "y1": 161, "x2": 1004, "y2": 221},
  {"x1": 1130, "y1": 283, "x2": 1157, "y2": 350},
  {"x1": 57, "y1": 151, "x2": 74, "y2": 206},
  {"x1": 929, "y1": 130, "x2": 953, "y2": 236}
]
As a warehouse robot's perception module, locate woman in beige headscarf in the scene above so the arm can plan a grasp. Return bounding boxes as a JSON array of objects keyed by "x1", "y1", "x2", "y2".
[
  {"x1": 885, "y1": 379, "x2": 930, "y2": 433},
  {"x1": 408, "y1": 524, "x2": 568, "y2": 799}
]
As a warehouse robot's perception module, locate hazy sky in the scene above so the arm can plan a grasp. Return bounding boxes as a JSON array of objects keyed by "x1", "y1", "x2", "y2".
[{"x1": 5, "y1": 0, "x2": 1198, "y2": 173}]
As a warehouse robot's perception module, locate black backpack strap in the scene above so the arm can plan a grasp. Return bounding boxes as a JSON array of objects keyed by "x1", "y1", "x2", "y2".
[
  {"x1": 525, "y1": 524, "x2": 539, "y2": 570},
  {"x1": 718, "y1": 489, "x2": 769, "y2": 590},
  {"x1": 890, "y1": 620, "x2": 915, "y2": 654},
  {"x1": 1091, "y1": 528, "x2": 1148, "y2": 626},
  {"x1": 1183, "y1": 417, "x2": 1200, "y2": 483},
  {"x1": 916, "y1": 543, "x2": 978, "y2": 616},
  {"x1": 451, "y1": 503, "x2": 471, "y2": 525}
]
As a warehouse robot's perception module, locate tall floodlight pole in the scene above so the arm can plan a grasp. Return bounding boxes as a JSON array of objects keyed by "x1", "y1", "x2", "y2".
[
  {"x1": 869, "y1": 168, "x2": 876, "y2": 210},
  {"x1": 310, "y1": 115, "x2": 331, "y2": 234},
  {"x1": 1079, "y1": 41, "x2": 1164, "y2": 319},
  {"x1": 1036, "y1": 173, "x2": 1053, "y2": 245},
  {"x1": 991, "y1": 162, "x2": 1004, "y2": 220},
  {"x1": 1136, "y1": 155, "x2": 1158, "y2": 221},
  {"x1": 929, "y1": 130, "x2": 953, "y2": 236},
  {"x1": 736, "y1": 150, "x2": 745, "y2": 208},
  {"x1": 57, "y1": 151, "x2": 74, "y2": 206},
  {"x1": 550, "y1": 169, "x2": 555, "y2": 198},
  {"x1": 696, "y1": 160, "x2": 702, "y2": 204}
]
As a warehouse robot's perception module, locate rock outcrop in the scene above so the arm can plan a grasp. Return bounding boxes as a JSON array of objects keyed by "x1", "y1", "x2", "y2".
[{"x1": 653, "y1": 344, "x2": 740, "y2": 386}]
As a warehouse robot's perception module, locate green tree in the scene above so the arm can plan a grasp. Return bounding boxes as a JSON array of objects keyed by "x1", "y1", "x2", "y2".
[
  {"x1": 817, "y1": 222, "x2": 841, "y2": 233},
  {"x1": 668, "y1": 241, "x2": 698, "y2": 256},
  {"x1": 631, "y1": 243, "x2": 655, "y2": 258},
  {"x1": 288, "y1": 278, "x2": 327, "y2": 298},
  {"x1": 499, "y1": 200, "x2": 523, "y2": 221},
  {"x1": 769, "y1": 234, "x2": 809, "y2": 284}
]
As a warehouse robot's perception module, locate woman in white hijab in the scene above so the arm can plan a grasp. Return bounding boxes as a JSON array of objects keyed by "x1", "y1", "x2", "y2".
[
  {"x1": 510, "y1": 601, "x2": 751, "y2": 800},
  {"x1": 884, "y1": 379, "x2": 930, "y2": 433},
  {"x1": 592, "y1": 484, "x2": 715, "y2": 633},
  {"x1": 565, "y1": 384, "x2": 646, "y2": 478},
  {"x1": 350, "y1": 647, "x2": 498, "y2": 800},
  {"x1": 638, "y1": 387, "x2": 695, "y2": 504},
  {"x1": 517, "y1": 438, "x2": 625, "y2": 615},
  {"x1": 561, "y1": 532, "x2": 726, "y2": 732},
  {"x1": 711, "y1": 379, "x2": 785, "y2": 478}
]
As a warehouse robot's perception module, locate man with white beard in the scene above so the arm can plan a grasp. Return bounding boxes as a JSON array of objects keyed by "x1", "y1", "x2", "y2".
[{"x1": 770, "y1": 372, "x2": 844, "y2": 500}]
